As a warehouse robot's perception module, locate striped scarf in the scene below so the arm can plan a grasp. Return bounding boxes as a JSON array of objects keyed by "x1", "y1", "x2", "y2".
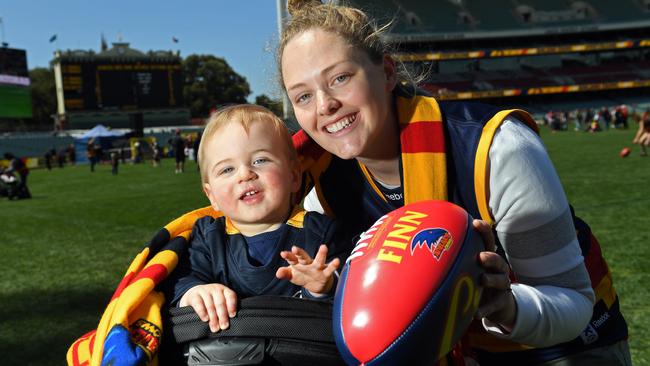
[
  {"x1": 67, "y1": 207, "x2": 221, "y2": 366},
  {"x1": 396, "y1": 94, "x2": 448, "y2": 204}
]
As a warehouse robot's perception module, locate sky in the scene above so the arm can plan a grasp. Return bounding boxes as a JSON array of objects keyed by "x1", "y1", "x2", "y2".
[{"x1": 0, "y1": 0, "x2": 284, "y2": 101}]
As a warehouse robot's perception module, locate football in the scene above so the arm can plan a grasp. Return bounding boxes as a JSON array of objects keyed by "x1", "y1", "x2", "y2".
[
  {"x1": 333, "y1": 200, "x2": 484, "y2": 366},
  {"x1": 620, "y1": 147, "x2": 631, "y2": 158}
]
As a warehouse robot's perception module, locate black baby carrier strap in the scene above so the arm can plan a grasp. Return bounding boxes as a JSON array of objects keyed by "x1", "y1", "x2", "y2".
[{"x1": 161, "y1": 296, "x2": 345, "y2": 366}]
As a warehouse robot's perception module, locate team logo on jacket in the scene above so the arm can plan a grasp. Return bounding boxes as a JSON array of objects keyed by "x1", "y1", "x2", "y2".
[{"x1": 410, "y1": 228, "x2": 453, "y2": 260}]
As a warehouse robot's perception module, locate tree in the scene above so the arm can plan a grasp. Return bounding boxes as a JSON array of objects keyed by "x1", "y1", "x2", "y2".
[
  {"x1": 182, "y1": 55, "x2": 251, "y2": 117},
  {"x1": 255, "y1": 94, "x2": 283, "y2": 117},
  {"x1": 29, "y1": 67, "x2": 57, "y2": 127}
]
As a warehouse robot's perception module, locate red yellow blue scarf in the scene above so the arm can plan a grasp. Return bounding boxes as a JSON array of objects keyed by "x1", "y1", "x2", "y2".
[{"x1": 67, "y1": 207, "x2": 221, "y2": 366}]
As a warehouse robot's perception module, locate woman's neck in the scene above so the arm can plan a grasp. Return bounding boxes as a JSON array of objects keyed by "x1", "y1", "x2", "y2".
[
  {"x1": 359, "y1": 119, "x2": 401, "y2": 185},
  {"x1": 359, "y1": 156, "x2": 401, "y2": 186}
]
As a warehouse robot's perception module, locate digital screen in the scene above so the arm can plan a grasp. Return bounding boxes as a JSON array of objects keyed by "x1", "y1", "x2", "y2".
[
  {"x1": 0, "y1": 47, "x2": 32, "y2": 118},
  {"x1": 61, "y1": 61, "x2": 182, "y2": 111}
]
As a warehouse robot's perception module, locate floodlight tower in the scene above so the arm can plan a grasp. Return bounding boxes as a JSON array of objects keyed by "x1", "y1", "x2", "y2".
[
  {"x1": 0, "y1": 17, "x2": 8, "y2": 47},
  {"x1": 276, "y1": 0, "x2": 289, "y2": 119}
]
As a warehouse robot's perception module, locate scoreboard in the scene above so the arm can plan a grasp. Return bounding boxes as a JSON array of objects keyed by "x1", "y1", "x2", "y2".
[
  {"x1": 0, "y1": 47, "x2": 28, "y2": 75},
  {"x1": 0, "y1": 47, "x2": 32, "y2": 118},
  {"x1": 61, "y1": 61, "x2": 182, "y2": 111}
]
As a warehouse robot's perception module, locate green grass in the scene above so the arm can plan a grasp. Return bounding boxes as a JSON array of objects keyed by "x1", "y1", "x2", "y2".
[
  {"x1": 1, "y1": 128, "x2": 648, "y2": 365},
  {"x1": 541, "y1": 128, "x2": 650, "y2": 365},
  {"x1": 0, "y1": 161, "x2": 207, "y2": 365}
]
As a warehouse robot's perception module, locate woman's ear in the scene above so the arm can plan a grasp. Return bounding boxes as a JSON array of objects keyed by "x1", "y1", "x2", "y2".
[
  {"x1": 383, "y1": 54, "x2": 398, "y2": 91},
  {"x1": 202, "y1": 182, "x2": 220, "y2": 211}
]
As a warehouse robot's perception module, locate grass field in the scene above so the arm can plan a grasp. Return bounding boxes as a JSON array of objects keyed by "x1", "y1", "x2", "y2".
[{"x1": 1, "y1": 127, "x2": 648, "y2": 365}]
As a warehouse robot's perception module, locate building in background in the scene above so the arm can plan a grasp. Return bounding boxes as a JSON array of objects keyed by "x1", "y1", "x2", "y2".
[{"x1": 52, "y1": 42, "x2": 189, "y2": 134}]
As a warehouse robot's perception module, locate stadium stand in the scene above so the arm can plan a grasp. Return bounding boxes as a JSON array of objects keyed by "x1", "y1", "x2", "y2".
[
  {"x1": 463, "y1": 0, "x2": 523, "y2": 31},
  {"x1": 346, "y1": 0, "x2": 650, "y2": 113}
]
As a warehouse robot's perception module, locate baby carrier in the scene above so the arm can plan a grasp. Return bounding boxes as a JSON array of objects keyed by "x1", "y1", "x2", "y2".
[{"x1": 160, "y1": 296, "x2": 345, "y2": 366}]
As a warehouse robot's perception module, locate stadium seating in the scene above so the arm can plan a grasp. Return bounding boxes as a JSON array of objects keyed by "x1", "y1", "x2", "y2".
[
  {"x1": 352, "y1": 0, "x2": 649, "y2": 36},
  {"x1": 425, "y1": 61, "x2": 647, "y2": 92},
  {"x1": 463, "y1": 0, "x2": 524, "y2": 30},
  {"x1": 586, "y1": 0, "x2": 647, "y2": 22},
  {"x1": 521, "y1": 0, "x2": 572, "y2": 11}
]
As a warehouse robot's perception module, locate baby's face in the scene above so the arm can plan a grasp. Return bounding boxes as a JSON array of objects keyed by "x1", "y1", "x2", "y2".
[{"x1": 202, "y1": 120, "x2": 300, "y2": 233}]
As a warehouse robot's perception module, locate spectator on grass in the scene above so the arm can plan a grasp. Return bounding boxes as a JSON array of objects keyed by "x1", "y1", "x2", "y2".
[
  {"x1": 87, "y1": 139, "x2": 97, "y2": 172},
  {"x1": 67, "y1": 144, "x2": 76, "y2": 166},
  {"x1": 193, "y1": 131, "x2": 202, "y2": 171},
  {"x1": 152, "y1": 142, "x2": 162, "y2": 167},
  {"x1": 614, "y1": 106, "x2": 628, "y2": 129},
  {"x1": 133, "y1": 141, "x2": 143, "y2": 164},
  {"x1": 589, "y1": 113, "x2": 602, "y2": 132},
  {"x1": 599, "y1": 106, "x2": 612, "y2": 130},
  {"x1": 44, "y1": 149, "x2": 53, "y2": 171},
  {"x1": 111, "y1": 151, "x2": 119, "y2": 175},
  {"x1": 583, "y1": 108, "x2": 595, "y2": 130},
  {"x1": 3, "y1": 152, "x2": 31, "y2": 199},
  {"x1": 57, "y1": 148, "x2": 66, "y2": 168},
  {"x1": 172, "y1": 129, "x2": 186, "y2": 173}
]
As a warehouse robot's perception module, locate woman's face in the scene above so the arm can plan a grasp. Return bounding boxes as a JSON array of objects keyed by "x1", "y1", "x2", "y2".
[{"x1": 282, "y1": 29, "x2": 397, "y2": 160}]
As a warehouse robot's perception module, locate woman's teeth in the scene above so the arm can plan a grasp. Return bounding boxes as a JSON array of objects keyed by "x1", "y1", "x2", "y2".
[{"x1": 326, "y1": 115, "x2": 356, "y2": 133}]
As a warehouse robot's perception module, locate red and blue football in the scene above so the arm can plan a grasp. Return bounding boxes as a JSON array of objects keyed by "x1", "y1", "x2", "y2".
[
  {"x1": 620, "y1": 147, "x2": 631, "y2": 158},
  {"x1": 333, "y1": 200, "x2": 484, "y2": 366}
]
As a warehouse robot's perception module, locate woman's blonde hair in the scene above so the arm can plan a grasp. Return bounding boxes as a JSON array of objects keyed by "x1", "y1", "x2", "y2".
[
  {"x1": 198, "y1": 104, "x2": 296, "y2": 183},
  {"x1": 278, "y1": 0, "x2": 396, "y2": 86},
  {"x1": 277, "y1": 0, "x2": 418, "y2": 95}
]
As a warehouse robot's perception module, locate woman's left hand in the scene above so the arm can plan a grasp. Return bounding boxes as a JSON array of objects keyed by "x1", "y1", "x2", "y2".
[{"x1": 472, "y1": 219, "x2": 517, "y2": 331}]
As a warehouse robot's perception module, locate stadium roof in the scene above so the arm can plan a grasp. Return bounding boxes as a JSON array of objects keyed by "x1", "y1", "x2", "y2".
[
  {"x1": 52, "y1": 42, "x2": 180, "y2": 63},
  {"x1": 346, "y1": 0, "x2": 650, "y2": 43}
]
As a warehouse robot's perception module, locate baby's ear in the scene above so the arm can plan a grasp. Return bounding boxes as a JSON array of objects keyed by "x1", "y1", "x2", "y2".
[
  {"x1": 202, "y1": 183, "x2": 220, "y2": 211},
  {"x1": 290, "y1": 159, "x2": 302, "y2": 194}
]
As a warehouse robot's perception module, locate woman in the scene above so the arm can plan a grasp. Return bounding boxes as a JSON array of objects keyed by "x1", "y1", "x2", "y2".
[{"x1": 278, "y1": 0, "x2": 629, "y2": 365}]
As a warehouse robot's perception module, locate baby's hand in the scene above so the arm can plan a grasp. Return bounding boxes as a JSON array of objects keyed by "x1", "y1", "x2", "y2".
[
  {"x1": 179, "y1": 283, "x2": 238, "y2": 333},
  {"x1": 276, "y1": 244, "x2": 340, "y2": 296}
]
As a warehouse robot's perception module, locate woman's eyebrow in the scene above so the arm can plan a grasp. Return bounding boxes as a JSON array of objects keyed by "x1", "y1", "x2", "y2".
[{"x1": 286, "y1": 60, "x2": 350, "y2": 92}]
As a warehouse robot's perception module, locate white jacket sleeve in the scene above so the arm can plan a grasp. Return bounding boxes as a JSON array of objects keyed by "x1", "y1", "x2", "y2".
[{"x1": 483, "y1": 118, "x2": 595, "y2": 347}]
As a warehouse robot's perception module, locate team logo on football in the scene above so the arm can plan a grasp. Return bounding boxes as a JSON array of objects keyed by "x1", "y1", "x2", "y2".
[{"x1": 410, "y1": 228, "x2": 453, "y2": 260}]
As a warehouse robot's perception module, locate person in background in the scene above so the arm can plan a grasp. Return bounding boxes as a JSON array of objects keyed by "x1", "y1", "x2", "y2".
[
  {"x1": 3, "y1": 152, "x2": 31, "y2": 199},
  {"x1": 193, "y1": 131, "x2": 202, "y2": 171},
  {"x1": 44, "y1": 149, "x2": 53, "y2": 171},
  {"x1": 57, "y1": 148, "x2": 66, "y2": 168},
  {"x1": 86, "y1": 139, "x2": 97, "y2": 172},
  {"x1": 172, "y1": 129, "x2": 186, "y2": 173},
  {"x1": 110, "y1": 151, "x2": 119, "y2": 175},
  {"x1": 67, "y1": 143, "x2": 77, "y2": 166},
  {"x1": 632, "y1": 108, "x2": 650, "y2": 156},
  {"x1": 600, "y1": 106, "x2": 612, "y2": 130},
  {"x1": 152, "y1": 142, "x2": 162, "y2": 167}
]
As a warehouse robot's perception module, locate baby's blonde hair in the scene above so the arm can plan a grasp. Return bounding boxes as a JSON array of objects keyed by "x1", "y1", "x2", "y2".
[{"x1": 198, "y1": 104, "x2": 296, "y2": 183}]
